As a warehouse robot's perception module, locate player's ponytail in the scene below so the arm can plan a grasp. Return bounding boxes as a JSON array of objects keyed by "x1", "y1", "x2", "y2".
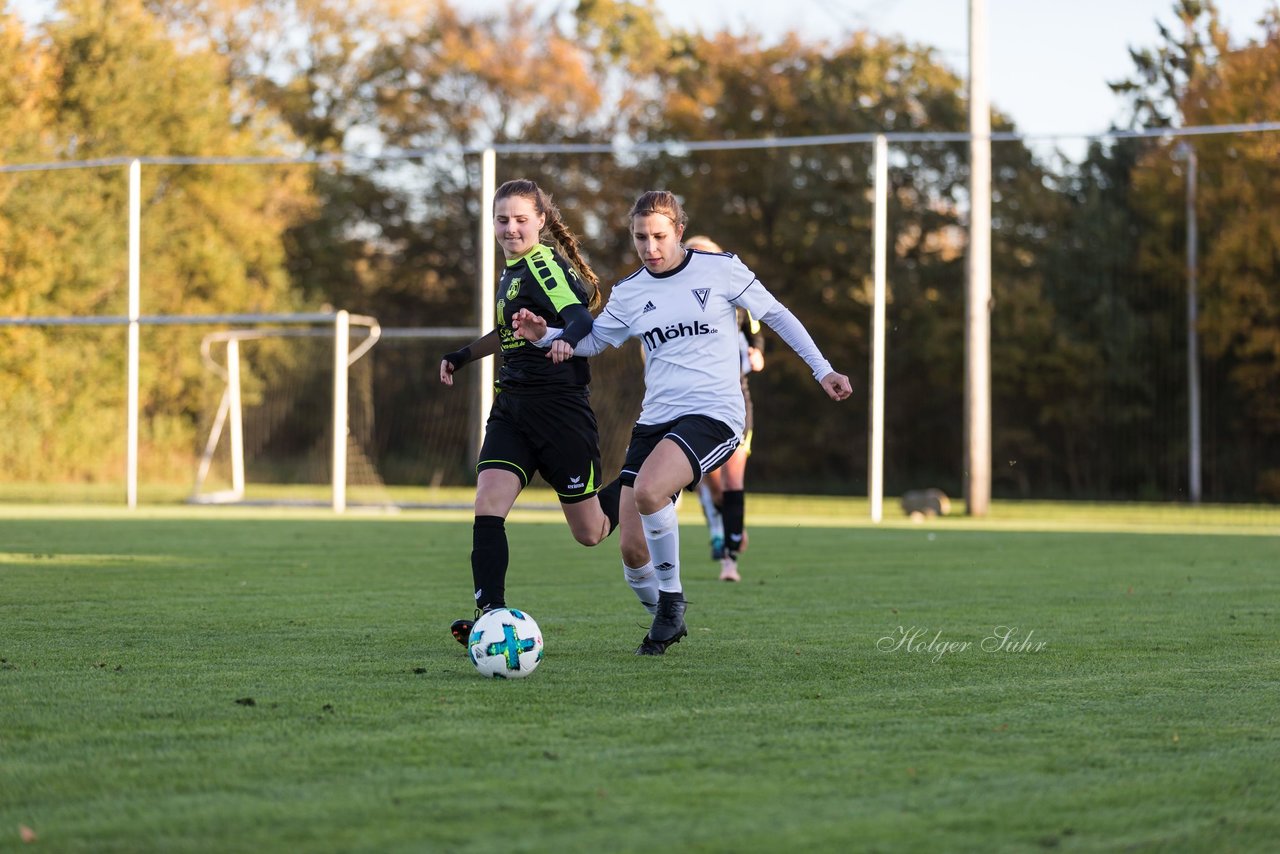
[
  {"x1": 545, "y1": 215, "x2": 601, "y2": 311},
  {"x1": 494, "y1": 179, "x2": 601, "y2": 311}
]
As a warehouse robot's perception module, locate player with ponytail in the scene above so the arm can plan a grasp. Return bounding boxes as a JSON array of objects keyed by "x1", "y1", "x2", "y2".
[{"x1": 439, "y1": 179, "x2": 623, "y2": 645}]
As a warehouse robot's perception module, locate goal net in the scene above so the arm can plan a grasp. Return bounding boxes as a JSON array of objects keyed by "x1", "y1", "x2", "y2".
[{"x1": 190, "y1": 318, "x2": 389, "y2": 508}]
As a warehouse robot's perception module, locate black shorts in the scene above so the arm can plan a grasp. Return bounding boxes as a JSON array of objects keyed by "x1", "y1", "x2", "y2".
[
  {"x1": 620, "y1": 414, "x2": 739, "y2": 490},
  {"x1": 478, "y1": 391, "x2": 603, "y2": 504}
]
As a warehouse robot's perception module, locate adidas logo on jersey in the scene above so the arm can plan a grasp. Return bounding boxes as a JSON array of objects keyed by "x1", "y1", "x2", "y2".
[
  {"x1": 641, "y1": 320, "x2": 712, "y2": 351},
  {"x1": 642, "y1": 300, "x2": 658, "y2": 313}
]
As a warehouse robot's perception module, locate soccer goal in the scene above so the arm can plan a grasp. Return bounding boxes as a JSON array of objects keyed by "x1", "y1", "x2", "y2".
[
  {"x1": 189, "y1": 311, "x2": 381, "y2": 511},
  {"x1": 189, "y1": 321, "x2": 505, "y2": 511}
]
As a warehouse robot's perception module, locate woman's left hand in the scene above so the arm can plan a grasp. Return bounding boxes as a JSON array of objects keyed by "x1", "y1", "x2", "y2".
[{"x1": 820, "y1": 371, "x2": 853, "y2": 401}]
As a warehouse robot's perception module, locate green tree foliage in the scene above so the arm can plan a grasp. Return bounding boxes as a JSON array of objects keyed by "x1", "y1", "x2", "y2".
[
  {"x1": 1112, "y1": 0, "x2": 1226, "y2": 128},
  {"x1": 0, "y1": 0, "x2": 312, "y2": 482},
  {"x1": 144, "y1": 0, "x2": 437, "y2": 320},
  {"x1": 1011, "y1": 138, "x2": 1167, "y2": 498}
]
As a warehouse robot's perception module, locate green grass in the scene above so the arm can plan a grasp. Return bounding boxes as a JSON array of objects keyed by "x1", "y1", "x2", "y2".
[{"x1": 1, "y1": 499, "x2": 1277, "y2": 852}]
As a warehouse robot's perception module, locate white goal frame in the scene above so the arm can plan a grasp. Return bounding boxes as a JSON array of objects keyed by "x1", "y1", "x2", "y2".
[
  {"x1": 0, "y1": 310, "x2": 378, "y2": 511},
  {"x1": 190, "y1": 311, "x2": 381, "y2": 511}
]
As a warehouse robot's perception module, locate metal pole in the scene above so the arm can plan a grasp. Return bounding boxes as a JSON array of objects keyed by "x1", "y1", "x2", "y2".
[
  {"x1": 331, "y1": 310, "x2": 350, "y2": 513},
  {"x1": 226, "y1": 338, "x2": 245, "y2": 498},
  {"x1": 1183, "y1": 145, "x2": 1202, "y2": 503},
  {"x1": 126, "y1": 159, "x2": 141, "y2": 509},
  {"x1": 869, "y1": 135, "x2": 888, "y2": 523},
  {"x1": 965, "y1": 0, "x2": 992, "y2": 516},
  {"x1": 476, "y1": 149, "x2": 496, "y2": 465}
]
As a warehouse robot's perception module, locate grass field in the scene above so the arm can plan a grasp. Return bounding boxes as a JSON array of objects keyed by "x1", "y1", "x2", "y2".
[{"x1": 2, "y1": 496, "x2": 1278, "y2": 852}]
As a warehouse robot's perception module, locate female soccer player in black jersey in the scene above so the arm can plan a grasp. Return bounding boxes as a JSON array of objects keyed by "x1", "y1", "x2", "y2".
[
  {"x1": 439, "y1": 179, "x2": 622, "y2": 645},
  {"x1": 514, "y1": 190, "x2": 852, "y2": 655}
]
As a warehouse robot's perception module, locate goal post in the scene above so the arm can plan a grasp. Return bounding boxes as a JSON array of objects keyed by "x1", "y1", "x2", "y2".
[
  {"x1": 0, "y1": 310, "x2": 379, "y2": 509},
  {"x1": 188, "y1": 311, "x2": 380, "y2": 512}
]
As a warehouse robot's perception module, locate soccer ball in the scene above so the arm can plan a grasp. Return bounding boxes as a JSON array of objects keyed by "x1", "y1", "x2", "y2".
[{"x1": 467, "y1": 608, "x2": 544, "y2": 679}]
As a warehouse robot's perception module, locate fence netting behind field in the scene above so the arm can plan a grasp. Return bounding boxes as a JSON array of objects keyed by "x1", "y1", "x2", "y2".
[{"x1": 1, "y1": 129, "x2": 1277, "y2": 514}]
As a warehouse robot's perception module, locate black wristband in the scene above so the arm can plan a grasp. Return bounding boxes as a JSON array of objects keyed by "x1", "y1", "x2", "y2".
[{"x1": 443, "y1": 347, "x2": 471, "y2": 369}]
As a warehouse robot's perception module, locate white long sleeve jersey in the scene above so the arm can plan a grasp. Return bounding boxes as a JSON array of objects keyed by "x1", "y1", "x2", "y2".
[{"x1": 567, "y1": 248, "x2": 833, "y2": 437}]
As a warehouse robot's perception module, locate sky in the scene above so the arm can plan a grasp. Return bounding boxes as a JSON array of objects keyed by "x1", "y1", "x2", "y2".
[
  {"x1": 649, "y1": 0, "x2": 1278, "y2": 141},
  {"x1": 9, "y1": 0, "x2": 1277, "y2": 147}
]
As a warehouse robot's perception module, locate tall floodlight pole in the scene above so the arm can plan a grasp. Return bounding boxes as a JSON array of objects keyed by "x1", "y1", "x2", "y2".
[
  {"x1": 965, "y1": 0, "x2": 992, "y2": 516},
  {"x1": 1175, "y1": 142, "x2": 1202, "y2": 503}
]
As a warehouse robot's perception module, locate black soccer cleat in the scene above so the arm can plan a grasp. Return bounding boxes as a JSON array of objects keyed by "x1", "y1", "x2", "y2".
[
  {"x1": 451, "y1": 607, "x2": 494, "y2": 647},
  {"x1": 635, "y1": 630, "x2": 687, "y2": 656},
  {"x1": 450, "y1": 618, "x2": 474, "y2": 647},
  {"x1": 635, "y1": 591, "x2": 688, "y2": 655},
  {"x1": 649, "y1": 591, "x2": 688, "y2": 642}
]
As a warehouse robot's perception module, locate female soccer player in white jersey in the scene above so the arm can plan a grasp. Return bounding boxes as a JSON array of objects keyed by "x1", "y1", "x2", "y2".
[{"x1": 513, "y1": 190, "x2": 851, "y2": 655}]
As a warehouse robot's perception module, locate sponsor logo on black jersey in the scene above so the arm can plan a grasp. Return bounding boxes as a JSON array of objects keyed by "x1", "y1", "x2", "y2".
[
  {"x1": 641, "y1": 320, "x2": 712, "y2": 351},
  {"x1": 691, "y1": 288, "x2": 710, "y2": 310}
]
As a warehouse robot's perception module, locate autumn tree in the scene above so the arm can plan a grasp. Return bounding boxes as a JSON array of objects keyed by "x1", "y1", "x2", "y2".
[
  {"x1": 571, "y1": 6, "x2": 1076, "y2": 496},
  {"x1": 1118, "y1": 0, "x2": 1280, "y2": 498},
  {"x1": 0, "y1": 0, "x2": 312, "y2": 483}
]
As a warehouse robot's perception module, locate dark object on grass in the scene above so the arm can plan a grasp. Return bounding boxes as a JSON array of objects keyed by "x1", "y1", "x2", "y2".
[{"x1": 901, "y1": 488, "x2": 951, "y2": 520}]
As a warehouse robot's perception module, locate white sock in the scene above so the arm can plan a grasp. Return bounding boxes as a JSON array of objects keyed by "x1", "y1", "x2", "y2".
[
  {"x1": 698, "y1": 483, "x2": 723, "y2": 541},
  {"x1": 641, "y1": 501, "x2": 681, "y2": 593},
  {"x1": 623, "y1": 563, "x2": 659, "y2": 614}
]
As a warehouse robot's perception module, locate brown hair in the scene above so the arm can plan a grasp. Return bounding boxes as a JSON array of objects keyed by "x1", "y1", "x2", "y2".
[
  {"x1": 494, "y1": 179, "x2": 600, "y2": 310},
  {"x1": 628, "y1": 190, "x2": 688, "y2": 229}
]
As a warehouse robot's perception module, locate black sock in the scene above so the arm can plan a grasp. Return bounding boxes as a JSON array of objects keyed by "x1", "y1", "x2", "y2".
[
  {"x1": 471, "y1": 515, "x2": 508, "y2": 611},
  {"x1": 722, "y1": 489, "x2": 745, "y2": 557},
  {"x1": 598, "y1": 477, "x2": 623, "y2": 537}
]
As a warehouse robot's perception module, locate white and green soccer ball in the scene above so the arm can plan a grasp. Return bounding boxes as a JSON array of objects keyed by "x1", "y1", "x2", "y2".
[{"x1": 468, "y1": 608, "x2": 544, "y2": 679}]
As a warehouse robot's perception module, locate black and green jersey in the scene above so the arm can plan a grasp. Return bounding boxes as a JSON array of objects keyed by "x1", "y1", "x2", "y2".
[{"x1": 495, "y1": 243, "x2": 592, "y2": 393}]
